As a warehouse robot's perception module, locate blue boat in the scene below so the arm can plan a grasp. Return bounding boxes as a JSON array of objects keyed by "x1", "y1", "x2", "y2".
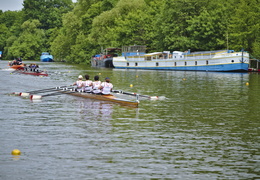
[{"x1": 40, "y1": 52, "x2": 54, "y2": 62}]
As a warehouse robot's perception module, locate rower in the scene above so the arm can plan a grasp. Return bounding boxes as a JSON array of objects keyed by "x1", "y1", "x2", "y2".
[
  {"x1": 84, "y1": 74, "x2": 93, "y2": 93},
  {"x1": 72, "y1": 75, "x2": 85, "y2": 92},
  {"x1": 92, "y1": 75, "x2": 101, "y2": 94},
  {"x1": 100, "y1": 77, "x2": 113, "y2": 95}
]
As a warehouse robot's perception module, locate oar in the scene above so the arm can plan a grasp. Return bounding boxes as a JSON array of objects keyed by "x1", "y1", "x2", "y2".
[
  {"x1": 112, "y1": 90, "x2": 159, "y2": 100},
  {"x1": 13, "y1": 86, "x2": 69, "y2": 96},
  {"x1": 26, "y1": 86, "x2": 69, "y2": 93},
  {"x1": 30, "y1": 88, "x2": 76, "y2": 100},
  {"x1": 10, "y1": 69, "x2": 21, "y2": 74}
]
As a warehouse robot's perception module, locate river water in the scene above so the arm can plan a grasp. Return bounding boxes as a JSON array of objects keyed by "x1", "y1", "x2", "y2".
[{"x1": 0, "y1": 60, "x2": 259, "y2": 179}]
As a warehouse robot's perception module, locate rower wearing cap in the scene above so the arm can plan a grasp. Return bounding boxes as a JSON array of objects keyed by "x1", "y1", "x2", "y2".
[
  {"x1": 73, "y1": 75, "x2": 85, "y2": 92},
  {"x1": 92, "y1": 75, "x2": 102, "y2": 94},
  {"x1": 100, "y1": 77, "x2": 113, "y2": 95}
]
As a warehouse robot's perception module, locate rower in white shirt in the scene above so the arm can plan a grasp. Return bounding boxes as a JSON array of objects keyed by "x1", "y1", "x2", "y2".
[
  {"x1": 100, "y1": 77, "x2": 113, "y2": 95},
  {"x1": 92, "y1": 75, "x2": 102, "y2": 94},
  {"x1": 72, "y1": 75, "x2": 85, "y2": 92},
  {"x1": 84, "y1": 74, "x2": 93, "y2": 93}
]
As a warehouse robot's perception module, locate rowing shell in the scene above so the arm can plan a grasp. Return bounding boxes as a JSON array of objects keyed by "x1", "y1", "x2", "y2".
[
  {"x1": 66, "y1": 91, "x2": 139, "y2": 107},
  {"x1": 15, "y1": 69, "x2": 48, "y2": 76},
  {"x1": 31, "y1": 90, "x2": 139, "y2": 107}
]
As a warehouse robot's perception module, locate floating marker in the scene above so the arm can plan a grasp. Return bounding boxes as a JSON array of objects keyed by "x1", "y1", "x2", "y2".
[
  {"x1": 182, "y1": 78, "x2": 186, "y2": 81},
  {"x1": 130, "y1": 84, "x2": 133, "y2": 87},
  {"x1": 246, "y1": 82, "x2": 249, "y2": 86},
  {"x1": 11, "y1": 149, "x2": 21, "y2": 155},
  {"x1": 150, "y1": 96, "x2": 159, "y2": 100}
]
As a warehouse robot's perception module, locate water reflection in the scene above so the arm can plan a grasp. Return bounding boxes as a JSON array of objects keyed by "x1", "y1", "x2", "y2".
[{"x1": 76, "y1": 99, "x2": 113, "y2": 119}]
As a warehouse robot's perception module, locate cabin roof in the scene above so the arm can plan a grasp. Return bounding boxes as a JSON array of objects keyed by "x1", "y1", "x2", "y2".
[{"x1": 144, "y1": 52, "x2": 164, "y2": 56}]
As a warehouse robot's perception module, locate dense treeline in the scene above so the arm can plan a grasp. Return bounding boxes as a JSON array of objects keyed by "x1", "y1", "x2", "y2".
[{"x1": 0, "y1": 0, "x2": 259, "y2": 63}]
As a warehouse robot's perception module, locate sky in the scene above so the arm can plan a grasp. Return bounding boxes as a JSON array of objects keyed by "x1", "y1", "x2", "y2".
[{"x1": 0, "y1": 0, "x2": 77, "y2": 12}]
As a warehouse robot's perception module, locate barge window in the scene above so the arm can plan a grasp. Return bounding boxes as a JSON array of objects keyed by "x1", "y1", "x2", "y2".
[
  {"x1": 127, "y1": 63, "x2": 129, "y2": 66},
  {"x1": 174, "y1": 62, "x2": 177, "y2": 66},
  {"x1": 231, "y1": 60, "x2": 234, "y2": 62},
  {"x1": 135, "y1": 62, "x2": 138, "y2": 66},
  {"x1": 206, "y1": 60, "x2": 208, "y2": 65},
  {"x1": 185, "y1": 62, "x2": 187, "y2": 66},
  {"x1": 195, "y1": 61, "x2": 197, "y2": 65},
  {"x1": 156, "y1": 62, "x2": 159, "y2": 66}
]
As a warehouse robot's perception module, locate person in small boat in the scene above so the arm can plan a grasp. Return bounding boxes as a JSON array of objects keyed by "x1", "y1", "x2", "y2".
[
  {"x1": 35, "y1": 64, "x2": 40, "y2": 72},
  {"x1": 100, "y1": 77, "x2": 113, "y2": 95},
  {"x1": 17, "y1": 57, "x2": 22, "y2": 64},
  {"x1": 92, "y1": 75, "x2": 102, "y2": 94},
  {"x1": 84, "y1": 74, "x2": 93, "y2": 93},
  {"x1": 22, "y1": 64, "x2": 28, "y2": 71},
  {"x1": 72, "y1": 75, "x2": 85, "y2": 92},
  {"x1": 29, "y1": 64, "x2": 36, "y2": 71}
]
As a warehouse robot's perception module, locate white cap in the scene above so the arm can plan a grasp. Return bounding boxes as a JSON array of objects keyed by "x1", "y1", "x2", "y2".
[{"x1": 78, "y1": 75, "x2": 83, "y2": 79}]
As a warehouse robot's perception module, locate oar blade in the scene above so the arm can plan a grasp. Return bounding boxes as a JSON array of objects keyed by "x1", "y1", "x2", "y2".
[
  {"x1": 11, "y1": 92, "x2": 22, "y2": 96},
  {"x1": 150, "y1": 96, "x2": 159, "y2": 100},
  {"x1": 30, "y1": 95, "x2": 42, "y2": 100},
  {"x1": 20, "y1": 92, "x2": 30, "y2": 97}
]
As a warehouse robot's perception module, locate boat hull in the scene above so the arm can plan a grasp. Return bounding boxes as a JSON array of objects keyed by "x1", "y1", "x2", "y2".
[
  {"x1": 9, "y1": 64, "x2": 25, "y2": 69},
  {"x1": 113, "y1": 50, "x2": 249, "y2": 72},
  {"x1": 114, "y1": 63, "x2": 249, "y2": 72},
  {"x1": 40, "y1": 52, "x2": 53, "y2": 62},
  {"x1": 15, "y1": 69, "x2": 48, "y2": 76},
  {"x1": 91, "y1": 58, "x2": 114, "y2": 68},
  {"x1": 61, "y1": 91, "x2": 139, "y2": 107},
  {"x1": 41, "y1": 56, "x2": 53, "y2": 62}
]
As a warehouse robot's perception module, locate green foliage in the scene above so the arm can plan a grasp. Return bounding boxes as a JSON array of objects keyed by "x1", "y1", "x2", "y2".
[
  {"x1": 0, "y1": 24, "x2": 9, "y2": 52},
  {"x1": 7, "y1": 20, "x2": 45, "y2": 60},
  {"x1": 1, "y1": 0, "x2": 260, "y2": 61},
  {"x1": 89, "y1": 0, "x2": 152, "y2": 48},
  {"x1": 228, "y1": 0, "x2": 260, "y2": 52},
  {"x1": 22, "y1": 0, "x2": 73, "y2": 29}
]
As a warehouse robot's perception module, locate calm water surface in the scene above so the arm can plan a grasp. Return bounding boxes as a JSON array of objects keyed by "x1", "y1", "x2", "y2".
[{"x1": 0, "y1": 60, "x2": 259, "y2": 179}]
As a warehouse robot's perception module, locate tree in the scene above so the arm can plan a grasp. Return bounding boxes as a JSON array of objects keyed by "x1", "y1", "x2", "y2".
[
  {"x1": 50, "y1": 11, "x2": 81, "y2": 61},
  {"x1": 228, "y1": 0, "x2": 260, "y2": 53},
  {"x1": 8, "y1": 20, "x2": 45, "y2": 59},
  {"x1": 89, "y1": 0, "x2": 153, "y2": 49},
  {"x1": 22, "y1": 0, "x2": 73, "y2": 30}
]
